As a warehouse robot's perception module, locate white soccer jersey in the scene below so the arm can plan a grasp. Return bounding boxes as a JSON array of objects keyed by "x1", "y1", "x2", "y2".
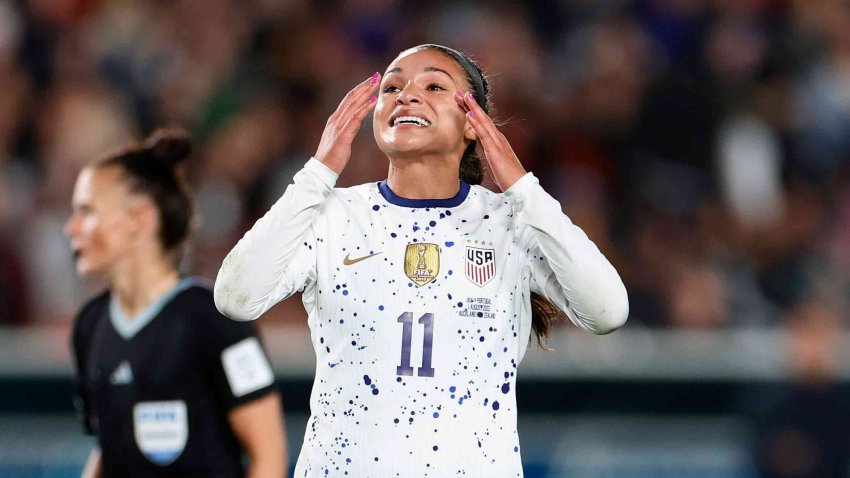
[{"x1": 215, "y1": 158, "x2": 628, "y2": 477}]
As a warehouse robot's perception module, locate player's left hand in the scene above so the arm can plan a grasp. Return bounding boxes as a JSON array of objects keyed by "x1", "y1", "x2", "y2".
[{"x1": 454, "y1": 91, "x2": 527, "y2": 191}]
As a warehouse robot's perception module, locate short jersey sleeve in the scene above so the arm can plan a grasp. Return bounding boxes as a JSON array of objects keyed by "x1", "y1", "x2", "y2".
[{"x1": 195, "y1": 288, "x2": 277, "y2": 410}]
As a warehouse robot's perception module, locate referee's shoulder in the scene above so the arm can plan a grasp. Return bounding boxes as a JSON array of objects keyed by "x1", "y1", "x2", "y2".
[
  {"x1": 74, "y1": 290, "x2": 110, "y2": 324},
  {"x1": 176, "y1": 277, "x2": 243, "y2": 324},
  {"x1": 174, "y1": 277, "x2": 218, "y2": 311},
  {"x1": 72, "y1": 289, "x2": 110, "y2": 341},
  {"x1": 177, "y1": 278, "x2": 261, "y2": 346}
]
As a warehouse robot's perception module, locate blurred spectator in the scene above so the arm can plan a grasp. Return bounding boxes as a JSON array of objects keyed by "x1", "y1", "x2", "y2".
[
  {"x1": 0, "y1": 237, "x2": 29, "y2": 325},
  {"x1": 752, "y1": 301, "x2": 850, "y2": 478},
  {"x1": 0, "y1": 0, "x2": 848, "y2": 330}
]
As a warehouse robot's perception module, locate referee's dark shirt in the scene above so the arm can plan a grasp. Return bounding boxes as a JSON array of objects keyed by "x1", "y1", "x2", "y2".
[{"x1": 71, "y1": 278, "x2": 276, "y2": 478}]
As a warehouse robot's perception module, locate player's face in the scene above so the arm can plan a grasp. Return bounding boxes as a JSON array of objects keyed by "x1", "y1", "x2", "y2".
[
  {"x1": 64, "y1": 166, "x2": 145, "y2": 277},
  {"x1": 373, "y1": 48, "x2": 476, "y2": 160}
]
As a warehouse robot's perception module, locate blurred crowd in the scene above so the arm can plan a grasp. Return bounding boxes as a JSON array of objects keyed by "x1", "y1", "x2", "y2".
[{"x1": 1, "y1": 0, "x2": 849, "y2": 330}]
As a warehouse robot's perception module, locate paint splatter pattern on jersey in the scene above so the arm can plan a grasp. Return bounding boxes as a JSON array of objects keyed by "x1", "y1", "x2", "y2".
[{"x1": 293, "y1": 182, "x2": 538, "y2": 477}]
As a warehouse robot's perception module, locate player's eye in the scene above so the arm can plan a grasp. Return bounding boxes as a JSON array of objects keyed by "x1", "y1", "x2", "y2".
[
  {"x1": 427, "y1": 83, "x2": 445, "y2": 91},
  {"x1": 383, "y1": 85, "x2": 400, "y2": 94}
]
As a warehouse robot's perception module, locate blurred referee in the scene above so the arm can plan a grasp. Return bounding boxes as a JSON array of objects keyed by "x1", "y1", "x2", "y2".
[{"x1": 65, "y1": 129, "x2": 286, "y2": 477}]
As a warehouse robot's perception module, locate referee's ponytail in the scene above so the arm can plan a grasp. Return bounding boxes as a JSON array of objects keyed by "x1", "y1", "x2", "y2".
[
  {"x1": 144, "y1": 129, "x2": 193, "y2": 169},
  {"x1": 94, "y1": 128, "x2": 194, "y2": 254}
]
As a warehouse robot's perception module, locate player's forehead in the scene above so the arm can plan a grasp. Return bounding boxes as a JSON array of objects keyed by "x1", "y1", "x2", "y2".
[
  {"x1": 384, "y1": 48, "x2": 467, "y2": 82},
  {"x1": 72, "y1": 166, "x2": 128, "y2": 205}
]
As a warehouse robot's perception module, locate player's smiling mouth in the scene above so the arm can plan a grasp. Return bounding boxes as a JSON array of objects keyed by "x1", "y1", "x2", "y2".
[
  {"x1": 392, "y1": 116, "x2": 431, "y2": 127},
  {"x1": 389, "y1": 110, "x2": 432, "y2": 128}
]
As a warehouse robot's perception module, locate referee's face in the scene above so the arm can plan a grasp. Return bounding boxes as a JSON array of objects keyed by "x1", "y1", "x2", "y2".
[{"x1": 65, "y1": 166, "x2": 145, "y2": 277}]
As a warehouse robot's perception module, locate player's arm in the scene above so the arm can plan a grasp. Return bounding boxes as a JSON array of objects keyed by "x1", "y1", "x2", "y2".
[
  {"x1": 214, "y1": 74, "x2": 379, "y2": 322},
  {"x1": 80, "y1": 447, "x2": 101, "y2": 478},
  {"x1": 227, "y1": 393, "x2": 287, "y2": 478},
  {"x1": 457, "y1": 91, "x2": 627, "y2": 334},
  {"x1": 507, "y1": 173, "x2": 628, "y2": 334},
  {"x1": 213, "y1": 157, "x2": 334, "y2": 321}
]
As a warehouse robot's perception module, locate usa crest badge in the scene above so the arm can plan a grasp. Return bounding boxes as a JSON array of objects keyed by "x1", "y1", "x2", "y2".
[
  {"x1": 404, "y1": 243, "x2": 440, "y2": 286},
  {"x1": 466, "y1": 242, "x2": 496, "y2": 287}
]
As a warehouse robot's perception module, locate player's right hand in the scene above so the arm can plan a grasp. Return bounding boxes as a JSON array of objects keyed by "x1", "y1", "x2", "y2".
[{"x1": 314, "y1": 72, "x2": 380, "y2": 174}]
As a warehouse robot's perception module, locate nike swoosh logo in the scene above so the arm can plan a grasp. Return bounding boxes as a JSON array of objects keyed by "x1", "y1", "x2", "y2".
[{"x1": 343, "y1": 252, "x2": 383, "y2": 265}]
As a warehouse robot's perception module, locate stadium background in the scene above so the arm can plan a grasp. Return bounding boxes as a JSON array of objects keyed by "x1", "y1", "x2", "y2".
[{"x1": 1, "y1": 0, "x2": 850, "y2": 476}]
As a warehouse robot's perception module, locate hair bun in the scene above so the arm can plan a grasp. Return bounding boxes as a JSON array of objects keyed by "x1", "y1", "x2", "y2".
[{"x1": 143, "y1": 128, "x2": 192, "y2": 167}]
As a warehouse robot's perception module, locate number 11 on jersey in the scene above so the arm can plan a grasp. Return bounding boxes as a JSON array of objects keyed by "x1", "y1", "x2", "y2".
[{"x1": 396, "y1": 312, "x2": 435, "y2": 377}]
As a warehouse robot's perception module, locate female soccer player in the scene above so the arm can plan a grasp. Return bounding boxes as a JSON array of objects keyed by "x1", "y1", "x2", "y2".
[
  {"x1": 215, "y1": 44, "x2": 628, "y2": 477},
  {"x1": 66, "y1": 130, "x2": 286, "y2": 478}
]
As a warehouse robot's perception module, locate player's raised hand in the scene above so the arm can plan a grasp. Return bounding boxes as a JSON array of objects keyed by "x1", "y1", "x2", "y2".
[
  {"x1": 315, "y1": 73, "x2": 381, "y2": 174},
  {"x1": 454, "y1": 90, "x2": 527, "y2": 191}
]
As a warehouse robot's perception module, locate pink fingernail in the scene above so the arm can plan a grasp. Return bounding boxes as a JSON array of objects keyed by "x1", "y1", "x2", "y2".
[
  {"x1": 455, "y1": 91, "x2": 463, "y2": 98},
  {"x1": 465, "y1": 91, "x2": 475, "y2": 100},
  {"x1": 467, "y1": 111, "x2": 475, "y2": 119},
  {"x1": 370, "y1": 72, "x2": 380, "y2": 85},
  {"x1": 370, "y1": 96, "x2": 377, "y2": 103}
]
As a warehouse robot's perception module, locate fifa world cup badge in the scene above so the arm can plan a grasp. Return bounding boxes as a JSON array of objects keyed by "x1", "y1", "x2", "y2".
[{"x1": 404, "y1": 243, "x2": 440, "y2": 286}]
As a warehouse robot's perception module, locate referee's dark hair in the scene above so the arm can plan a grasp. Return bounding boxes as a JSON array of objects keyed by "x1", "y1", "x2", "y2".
[{"x1": 93, "y1": 128, "x2": 194, "y2": 253}]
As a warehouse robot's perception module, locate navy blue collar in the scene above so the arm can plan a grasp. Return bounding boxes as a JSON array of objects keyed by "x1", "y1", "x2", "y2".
[{"x1": 378, "y1": 180, "x2": 470, "y2": 208}]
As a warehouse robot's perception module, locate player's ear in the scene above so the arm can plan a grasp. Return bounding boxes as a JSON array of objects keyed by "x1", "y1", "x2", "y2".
[
  {"x1": 128, "y1": 198, "x2": 159, "y2": 242},
  {"x1": 463, "y1": 121, "x2": 477, "y2": 142}
]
